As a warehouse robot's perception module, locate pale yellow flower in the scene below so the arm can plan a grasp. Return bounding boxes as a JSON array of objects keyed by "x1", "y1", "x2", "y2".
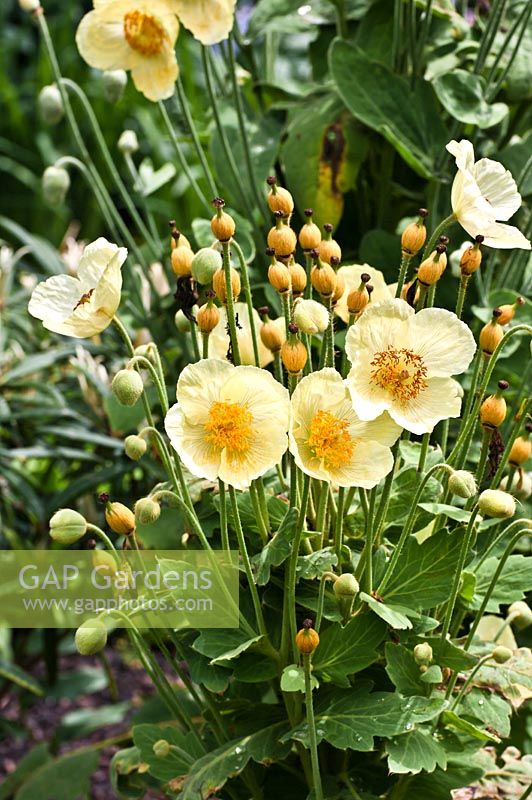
[
  {"x1": 28, "y1": 238, "x2": 126, "y2": 338},
  {"x1": 76, "y1": 0, "x2": 180, "y2": 102},
  {"x1": 289, "y1": 369, "x2": 401, "y2": 487},
  {"x1": 334, "y1": 264, "x2": 392, "y2": 324},
  {"x1": 165, "y1": 359, "x2": 290, "y2": 489},
  {"x1": 208, "y1": 302, "x2": 285, "y2": 367},
  {"x1": 173, "y1": 0, "x2": 236, "y2": 44},
  {"x1": 345, "y1": 299, "x2": 476, "y2": 435},
  {"x1": 447, "y1": 139, "x2": 530, "y2": 250}
]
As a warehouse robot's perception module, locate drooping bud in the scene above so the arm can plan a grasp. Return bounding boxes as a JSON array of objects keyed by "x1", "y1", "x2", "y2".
[
  {"x1": 124, "y1": 434, "x2": 147, "y2": 461},
  {"x1": 491, "y1": 646, "x2": 512, "y2": 664},
  {"x1": 496, "y1": 297, "x2": 525, "y2": 326},
  {"x1": 212, "y1": 266, "x2": 240, "y2": 303},
  {"x1": 174, "y1": 309, "x2": 194, "y2": 333},
  {"x1": 480, "y1": 380, "x2": 508, "y2": 430},
  {"x1": 293, "y1": 298, "x2": 329, "y2": 334},
  {"x1": 318, "y1": 224, "x2": 342, "y2": 264},
  {"x1": 299, "y1": 209, "x2": 321, "y2": 251},
  {"x1": 171, "y1": 245, "x2": 194, "y2": 277},
  {"x1": 260, "y1": 318, "x2": 285, "y2": 353},
  {"x1": 448, "y1": 470, "x2": 477, "y2": 499},
  {"x1": 400, "y1": 210, "x2": 428, "y2": 256},
  {"x1": 42, "y1": 165, "x2": 70, "y2": 207},
  {"x1": 134, "y1": 497, "x2": 161, "y2": 525},
  {"x1": 75, "y1": 619, "x2": 108, "y2": 656},
  {"x1": 268, "y1": 253, "x2": 291, "y2": 295},
  {"x1": 460, "y1": 238, "x2": 483, "y2": 276},
  {"x1": 49, "y1": 508, "x2": 87, "y2": 545},
  {"x1": 289, "y1": 261, "x2": 307, "y2": 297},
  {"x1": 197, "y1": 299, "x2": 220, "y2": 334},
  {"x1": 153, "y1": 740, "x2": 171, "y2": 758},
  {"x1": 117, "y1": 129, "x2": 139, "y2": 155},
  {"x1": 267, "y1": 214, "x2": 297, "y2": 258},
  {"x1": 509, "y1": 435, "x2": 531, "y2": 467},
  {"x1": 266, "y1": 176, "x2": 294, "y2": 218},
  {"x1": 413, "y1": 642, "x2": 433, "y2": 666},
  {"x1": 479, "y1": 314, "x2": 504, "y2": 357},
  {"x1": 281, "y1": 325, "x2": 308, "y2": 374},
  {"x1": 111, "y1": 369, "x2": 144, "y2": 407},
  {"x1": 311, "y1": 257, "x2": 337, "y2": 298},
  {"x1": 105, "y1": 501, "x2": 135, "y2": 536},
  {"x1": 333, "y1": 573, "x2": 359, "y2": 599},
  {"x1": 191, "y1": 247, "x2": 222, "y2": 284},
  {"x1": 478, "y1": 488, "x2": 516, "y2": 518},
  {"x1": 508, "y1": 600, "x2": 532, "y2": 630},
  {"x1": 211, "y1": 198, "x2": 235, "y2": 242},
  {"x1": 295, "y1": 619, "x2": 320, "y2": 655},
  {"x1": 417, "y1": 247, "x2": 447, "y2": 287},
  {"x1": 38, "y1": 84, "x2": 64, "y2": 125},
  {"x1": 102, "y1": 69, "x2": 127, "y2": 104}
]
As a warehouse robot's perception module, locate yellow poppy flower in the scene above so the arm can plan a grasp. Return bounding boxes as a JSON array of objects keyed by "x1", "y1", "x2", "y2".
[
  {"x1": 345, "y1": 299, "x2": 476, "y2": 435},
  {"x1": 289, "y1": 369, "x2": 401, "y2": 487},
  {"x1": 208, "y1": 302, "x2": 285, "y2": 367},
  {"x1": 76, "y1": 0, "x2": 180, "y2": 102},
  {"x1": 334, "y1": 264, "x2": 392, "y2": 324},
  {"x1": 165, "y1": 359, "x2": 290, "y2": 489},
  {"x1": 173, "y1": 0, "x2": 236, "y2": 44},
  {"x1": 28, "y1": 237, "x2": 126, "y2": 338}
]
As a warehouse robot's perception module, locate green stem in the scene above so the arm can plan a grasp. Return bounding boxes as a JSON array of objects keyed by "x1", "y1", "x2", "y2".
[
  {"x1": 395, "y1": 253, "x2": 412, "y2": 298},
  {"x1": 126, "y1": 355, "x2": 169, "y2": 414},
  {"x1": 158, "y1": 101, "x2": 211, "y2": 212},
  {"x1": 123, "y1": 152, "x2": 160, "y2": 244},
  {"x1": 54, "y1": 156, "x2": 121, "y2": 244},
  {"x1": 334, "y1": 487, "x2": 345, "y2": 567},
  {"x1": 288, "y1": 474, "x2": 311, "y2": 661},
  {"x1": 303, "y1": 654, "x2": 324, "y2": 800},
  {"x1": 174, "y1": 79, "x2": 218, "y2": 199},
  {"x1": 373, "y1": 441, "x2": 401, "y2": 539},
  {"x1": 249, "y1": 483, "x2": 269, "y2": 545},
  {"x1": 475, "y1": 428, "x2": 491, "y2": 487},
  {"x1": 422, "y1": 213, "x2": 456, "y2": 261},
  {"x1": 364, "y1": 488, "x2": 376, "y2": 593},
  {"x1": 440, "y1": 507, "x2": 479, "y2": 642},
  {"x1": 474, "y1": 0, "x2": 509, "y2": 75},
  {"x1": 222, "y1": 241, "x2": 241, "y2": 365},
  {"x1": 202, "y1": 332, "x2": 210, "y2": 359},
  {"x1": 232, "y1": 239, "x2": 260, "y2": 367},
  {"x1": 417, "y1": 432, "x2": 430, "y2": 473},
  {"x1": 85, "y1": 523, "x2": 117, "y2": 555},
  {"x1": 455, "y1": 274, "x2": 470, "y2": 320},
  {"x1": 326, "y1": 298, "x2": 335, "y2": 368},
  {"x1": 490, "y1": 397, "x2": 531, "y2": 489},
  {"x1": 485, "y1": 2, "x2": 531, "y2": 100},
  {"x1": 218, "y1": 480, "x2": 229, "y2": 551}
]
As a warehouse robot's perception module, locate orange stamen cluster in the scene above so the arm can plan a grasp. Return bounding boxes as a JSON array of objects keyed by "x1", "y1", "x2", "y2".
[
  {"x1": 205, "y1": 402, "x2": 253, "y2": 458},
  {"x1": 307, "y1": 410, "x2": 354, "y2": 469},
  {"x1": 124, "y1": 11, "x2": 165, "y2": 56},
  {"x1": 370, "y1": 347, "x2": 427, "y2": 404}
]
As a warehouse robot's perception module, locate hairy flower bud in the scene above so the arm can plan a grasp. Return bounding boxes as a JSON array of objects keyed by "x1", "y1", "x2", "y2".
[
  {"x1": 197, "y1": 301, "x2": 220, "y2": 334},
  {"x1": 318, "y1": 225, "x2": 341, "y2": 264},
  {"x1": 38, "y1": 84, "x2": 64, "y2": 125},
  {"x1": 260, "y1": 319, "x2": 285, "y2": 353},
  {"x1": 460, "y1": 243, "x2": 483, "y2": 276},
  {"x1": 112, "y1": 369, "x2": 144, "y2": 407},
  {"x1": 492, "y1": 645, "x2": 512, "y2": 664},
  {"x1": 135, "y1": 497, "x2": 161, "y2": 525},
  {"x1": 42, "y1": 165, "x2": 70, "y2": 207},
  {"x1": 211, "y1": 200, "x2": 235, "y2": 242},
  {"x1": 75, "y1": 619, "x2": 108, "y2": 656},
  {"x1": 212, "y1": 267, "x2": 240, "y2": 303},
  {"x1": 169, "y1": 224, "x2": 191, "y2": 251},
  {"x1": 267, "y1": 221, "x2": 297, "y2": 259},
  {"x1": 266, "y1": 178, "x2": 294, "y2": 218},
  {"x1": 281, "y1": 336, "x2": 308, "y2": 374},
  {"x1": 295, "y1": 620, "x2": 320, "y2": 655},
  {"x1": 508, "y1": 600, "x2": 532, "y2": 630},
  {"x1": 153, "y1": 740, "x2": 171, "y2": 758},
  {"x1": 496, "y1": 297, "x2": 525, "y2": 325},
  {"x1": 293, "y1": 298, "x2": 329, "y2": 334},
  {"x1": 268, "y1": 259, "x2": 291, "y2": 294},
  {"x1": 417, "y1": 249, "x2": 447, "y2": 286},
  {"x1": 289, "y1": 261, "x2": 307, "y2": 296},
  {"x1": 413, "y1": 642, "x2": 433, "y2": 665},
  {"x1": 124, "y1": 434, "x2": 147, "y2": 461},
  {"x1": 509, "y1": 436, "x2": 531, "y2": 467},
  {"x1": 102, "y1": 69, "x2": 127, "y2": 104},
  {"x1": 171, "y1": 245, "x2": 194, "y2": 277},
  {"x1": 299, "y1": 210, "x2": 321, "y2": 251},
  {"x1": 311, "y1": 260, "x2": 337, "y2": 297},
  {"x1": 49, "y1": 508, "x2": 87, "y2": 545},
  {"x1": 401, "y1": 217, "x2": 427, "y2": 256},
  {"x1": 448, "y1": 470, "x2": 477, "y2": 499},
  {"x1": 333, "y1": 573, "x2": 359, "y2": 599},
  {"x1": 191, "y1": 248, "x2": 222, "y2": 284},
  {"x1": 117, "y1": 129, "x2": 139, "y2": 155},
  {"x1": 105, "y1": 501, "x2": 135, "y2": 536},
  {"x1": 478, "y1": 489, "x2": 516, "y2": 518},
  {"x1": 480, "y1": 388, "x2": 507, "y2": 430},
  {"x1": 479, "y1": 319, "x2": 503, "y2": 357}
]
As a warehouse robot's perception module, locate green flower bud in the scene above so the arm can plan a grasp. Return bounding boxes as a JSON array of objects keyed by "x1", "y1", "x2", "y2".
[
  {"x1": 448, "y1": 470, "x2": 477, "y2": 499},
  {"x1": 293, "y1": 298, "x2": 330, "y2": 334},
  {"x1": 478, "y1": 489, "x2": 516, "y2": 519},
  {"x1": 492, "y1": 646, "x2": 512, "y2": 664},
  {"x1": 117, "y1": 129, "x2": 139, "y2": 155},
  {"x1": 42, "y1": 166, "x2": 70, "y2": 207},
  {"x1": 135, "y1": 497, "x2": 161, "y2": 525},
  {"x1": 174, "y1": 308, "x2": 196, "y2": 333},
  {"x1": 124, "y1": 435, "x2": 147, "y2": 461},
  {"x1": 49, "y1": 508, "x2": 87, "y2": 545},
  {"x1": 508, "y1": 600, "x2": 532, "y2": 630},
  {"x1": 191, "y1": 247, "x2": 223, "y2": 285},
  {"x1": 413, "y1": 642, "x2": 433, "y2": 666},
  {"x1": 333, "y1": 573, "x2": 359, "y2": 599},
  {"x1": 102, "y1": 69, "x2": 127, "y2": 104},
  {"x1": 111, "y1": 369, "x2": 144, "y2": 407},
  {"x1": 75, "y1": 618, "x2": 108, "y2": 655},
  {"x1": 152, "y1": 739, "x2": 171, "y2": 758},
  {"x1": 38, "y1": 84, "x2": 64, "y2": 125}
]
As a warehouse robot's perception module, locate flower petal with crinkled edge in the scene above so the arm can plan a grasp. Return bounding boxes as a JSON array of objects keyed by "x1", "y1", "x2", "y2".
[
  {"x1": 176, "y1": 359, "x2": 234, "y2": 425},
  {"x1": 173, "y1": 0, "x2": 236, "y2": 44}
]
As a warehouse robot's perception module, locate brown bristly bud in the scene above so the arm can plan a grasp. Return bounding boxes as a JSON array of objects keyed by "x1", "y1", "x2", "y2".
[
  {"x1": 266, "y1": 176, "x2": 294, "y2": 218},
  {"x1": 267, "y1": 215, "x2": 297, "y2": 258},
  {"x1": 480, "y1": 380, "x2": 509, "y2": 430},
  {"x1": 460, "y1": 236, "x2": 484, "y2": 276},
  {"x1": 295, "y1": 619, "x2": 320, "y2": 655},
  {"x1": 417, "y1": 247, "x2": 447, "y2": 287},
  {"x1": 509, "y1": 435, "x2": 531, "y2": 467},
  {"x1": 211, "y1": 198, "x2": 235, "y2": 242},
  {"x1": 479, "y1": 316, "x2": 504, "y2": 357},
  {"x1": 171, "y1": 245, "x2": 194, "y2": 277},
  {"x1": 105, "y1": 501, "x2": 136, "y2": 536},
  {"x1": 268, "y1": 258, "x2": 291, "y2": 294},
  {"x1": 311, "y1": 259, "x2": 337, "y2": 297},
  {"x1": 260, "y1": 319, "x2": 284, "y2": 353},
  {"x1": 401, "y1": 210, "x2": 428, "y2": 256},
  {"x1": 197, "y1": 299, "x2": 220, "y2": 334},
  {"x1": 318, "y1": 224, "x2": 342, "y2": 264},
  {"x1": 281, "y1": 330, "x2": 308, "y2": 374},
  {"x1": 289, "y1": 261, "x2": 307, "y2": 296},
  {"x1": 299, "y1": 209, "x2": 321, "y2": 251},
  {"x1": 169, "y1": 221, "x2": 191, "y2": 251},
  {"x1": 212, "y1": 267, "x2": 240, "y2": 304},
  {"x1": 347, "y1": 277, "x2": 371, "y2": 315},
  {"x1": 496, "y1": 296, "x2": 525, "y2": 325}
]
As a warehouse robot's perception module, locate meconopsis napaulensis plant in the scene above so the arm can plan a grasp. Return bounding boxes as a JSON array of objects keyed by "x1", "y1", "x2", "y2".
[{"x1": 29, "y1": 142, "x2": 531, "y2": 799}]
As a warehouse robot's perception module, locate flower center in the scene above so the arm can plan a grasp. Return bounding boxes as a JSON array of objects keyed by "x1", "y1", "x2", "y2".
[
  {"x1": 124, "y1": 11, "x2": 166, "y2": 56},
  {"x1": 307, "y1": 410, "x2": 354, "y2": 469},
  {"x1": 370, "y1": 347, "x2": 427, "y2": 404},
  {"x1": 204, "y1": 401, "x2": 253, "y2": 457},
  {"x1": 73, "y1": 287, "x2": 95, "y2": 310}
]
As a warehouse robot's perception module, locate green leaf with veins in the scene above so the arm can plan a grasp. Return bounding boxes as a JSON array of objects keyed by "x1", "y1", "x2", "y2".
[
  {"x1": 360, "y1": 592, "x2": 413, "y2": 629},
  {"x1": 312, "y1": 614, "x2": 387, "y2": 686},
  {"x1": 386, "y1": 728, "x2": 448, "y2": 774},
  {"x1": 471, "y1": 555, "x2": 532, "y2": 612},
  {"x1": 385, "y1": 643, "x2": 426, "y2": 695}
]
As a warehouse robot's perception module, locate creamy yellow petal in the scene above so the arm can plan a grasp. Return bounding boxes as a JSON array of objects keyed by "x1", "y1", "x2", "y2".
[
  {"x1": 164, "y1": 404, "x2": 221, "y2": 482},
  {"x1": 219, "y1": 365, "x2": 290, "y2": 427},
  {"x1": 334, "y1": 264, "x2": 391, "y2": 324},
  {"x1": 346, "y1": 361, "x2": 391, "y2": 421},
  {"x1": 92, "y1": 252, "x2": 123, "y2": 319},
  {"x1": 408, "y1": 308, "x2": 476, "y2": 377},
  {"x1": 218, "y1": 422, "x2": 288, "y2": 489},
  {"x1": 28, "y1": 274, "x2": 81, "y2": 326},
  {"x1": 130, "y1": 50, "x2": 178, "y2": 101},
  {"x1": 329, "y1": 440, "x2": 394, "y2": 489},
  {"x1": 345, "y1": 299, "x2": 413, "y2": 365},
  {"x1": 77, "y1": 237, "x2": 127, "y2": 289},
  {"x1": 76, "y1": 8, "x2": 137, "y2": 71},
  {"x1": 387, "y1": 376, "x2": 462, "y2": 435},
  {"x1": 347, "y1": 412, "x2": 402, "y2": 448},
  {"x1": 173, "y1": 0, "x2": 236, "y2": 44},
  {"x1": 176, "y1": 358, "x2": 234, "y2": 424},
  {"x1": 446, "y1": 139, "x2": 475, "y2": 172},
  {"x1": 472, "y1": 158, "x2": 521, "y2": 221},
  {"x1": 476, "y1": 221, "x2": 531, "y2": 250}
]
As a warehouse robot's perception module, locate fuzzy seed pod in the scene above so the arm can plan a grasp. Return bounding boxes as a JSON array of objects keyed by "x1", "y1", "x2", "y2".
[
  {"x1": 42, "y1": 165, "x2": 70, "y2": 207},
  {"x1": 480, "y1": 392, "x2": 507, "y2": 430},
  {"x1": 153, "y1": 740, "x2": 171, "y2": 758},
  {"x1": 75, "y1": 619, "x2": 108, "y2": 656},
  {"x1": 413, "y1": 642, "x2": 433, "y2": 666},
  {"x1": 211, "y1": 210, "x2": 235, "y2": 242},
  {"x1": 496, "y1": 297, "x2": 525, "y2": 325},
  {"x1": 318, "y1": 225, "x2": 342, "y2": 264},
  {"x1": 295, "y1": 621, "x2": 320, "y2": 655},
  {"x1": 117, "y1": 129, "x2": 139, "y2": 155},
  {"x1": 333, "y1": 573, "x2": 359, "y2": 599},
  {"x1": 124, "y1": 434, "x2": 147, "y2": 461},
  {"x1": 492, "y1": 646, "x2": 512, "y2": 664},
  {"x1": 260, "y1": 319, "x2": 285, "y2": 353},
  {"x1": 112, "y1": 369, "x2": 144, "y2": 407},
  {"x1": 293, "y1": 298, "x2": 329, "y2": 334},
  {"x1": 212, "y1": 267, "x2": 241, "y2": 303},
  {"x1": 401, "y1": 219, "x2": 427, "y2": 256},
  {"x1": 268, "y1": 260, "x2": 291, "y2": 294},
  {"x1": 460, "y1": 244, "x2": 483, "y2": 275},
  {"x1": 417, "y1": 249, "x2": 447, "y2": 286},
  {"x1": 281, "y1": 337, "x2": 308, "y2": 374},
  {"x1": 102, "y1": 69, "x2": 127, "y2": 103},
  {"x1": 267, "y1": 222, "x2": 297, "y2": 259},
  {"x1": 311, "y1": 260, "x2": 337, "y2": 297},
  {"x1": 171, "y1": 246, "x2": 194, "y2": 277},
  {"x1": 191, "y1": 247, "x2": 222, "y2": 284},
  {"x1": 299, "y1": 211, "x2": 321, "y2": 251},
  {"x1": 38, "y1": 84, "x2": 64, "y2": 125},
  {"x1": 448, "y1": 470, "x2": 477, "y2": 499},
  {"x1": 266, "y1": 178, "x2": 294, "y2": 217},
  {"x1": 289, "y1": 261, "x2": 307, "y2": 296},
  {"x1": 49, "y1": 508, "x2": 87, "y2": 545},
  {"x1": 478, "y1": 488, "x2": 516, "y2": 518},
  {"x1": 197, "y1": 302, "x2": 220, "y2": 334},
  {"x1": 508, "y1": 600, "x2": 532, "y2": 630},
  {"x1": 479, "y1": 319, "x2": 504, "y2": 356},
  {"x1": 105, "y1": 502, "x2": 135, "y2": 536},
  {"x1": 509, "y1": 436, "x2": 531, "y2": 467},
  {"x1": 135, "y1": 497, "x2": 161, "y2": 525}
]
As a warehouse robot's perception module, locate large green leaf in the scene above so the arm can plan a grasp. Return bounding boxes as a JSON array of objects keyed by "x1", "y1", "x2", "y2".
[
  {"x1": 288, "y1": 688, "x2": 446, "y2": 750},
  {"x1": 0, "y1": 658, "x2": 43, "y2": 696},
  {"x1": 14, "y1": 751, "x2": 99, "y2": 800},
  {"x1": 329, "y1": 40, "x2": 447, "y2": 178},
  {"x1": 471, "y1": 554, "x2": 532, "y2": 612},
  {"x1": 0, "y1": 744, "x2": 50, "y2": 800},
  {"x1": 360, "y1": 592, "x2": 413, "y2": 630},
  {"x1": 382, "y1": 529, "x2": 462, "y2": 609},
  {"x1": 386, "y1": 728, "x2": 448, "y2": 774},
  {"x1": 255, "y1": 507, "x2": 298, "y2": 585},
  {"x1": 441, "y1": 710, "x2": 501, "y2": 742},
  {"x1": 312, "y1": 614, "x2": 387, "y2": 686},
  {"x1": 433, "y1": 70, "x2": 508, "y2": 129},
  {"x1": 192, "y1": 629, "x2": 263, "y2": 664},
  {"x1": 459, "y1": 688, "x2": 512, "y2": 739},
  {"x1": 385, "y1": 643, "x2": 425, "y2": 696},
  {"x1": 422, "y1": 637, "x2": 477, "y2": 671},
  {"x1": 133, "y1": 725, "x2": 204, "y2": 783}
]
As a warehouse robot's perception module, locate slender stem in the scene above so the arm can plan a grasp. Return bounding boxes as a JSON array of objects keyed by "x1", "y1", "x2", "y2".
[
  {"x1": 174, "y1": 79, "x2": 218, "y2": 199},
  {"x1": 158, "y1": 101, "x2": 211, "y2": 212},
  {"x1": 475, "y1": 428, "x2": 491, "y2": 487},
  {"x1": 85, "y1": 523, "x2": 117, "y2": 554},
  {"x1": 123, "y1": 152, "x2": 160, "y2": 243},
  {"x1": 288, "y1": 474, "x2": 311, "y2": 661},
  {"x1": 364, "y1": 488, "x2": 376, "y2": 593},
  {"x1": 232, "y1": 239, "x2": 260, "y2": 367},
  {"x1": 255, "y1": 477, "x2": 271, "y2": 533},
  {"x1": 126, "y1": 355, "x2": 169, "y2": 414},
  {"x1": 449, "y1": 654, "x2": 494, "y2": 710},
  {"x1": 54, "y1": 156, "x2": 121, "y2": 244},
  {"x1": 326, "y1": 298, "x2": 335, "y2": 368},
  {"x1": 485, "y1": 2, "x2": 531, "y2": 100},
  {"x1": 315, "y1": 482, "x2": 328, "y2": 546},
  {"x1": 455, "y1": 274, "x2": 470, "y2": 320},
  {"x1": 221, "y1": 241, "x2": 241, "y2": 365},
  {"x1": 395, "y1": 253, "x2": 412, "y2": 298},
  {"x1": 202, "y1": 332, "x2": 210, "y2": 359},
  {"x1": 474, "y1": 0, "x2": 509, "y2": 75},
  {"x1": 334, "y1": 487, "x2": 345, "y2": 567},
  {"x1": 416, "y1": 0, "x2": 434, "y2": 74},
  {"x1": 249, "y1": 483, "x2": 269, "y2": 545},
  {"x1": 440, "y1": 507, "x2": 480, "y2": 642},
  {"x1": 417, "y1": 433, "x2": 430, "y2": 473},
  {"x1": 490, "y1": 397, "x2": 531, "y2": 489},
  {"x1": 518, "y1": 783, "x2": 532, "y2": 800},
  {"x1": 373, "y1": 441, "x2": 401, "y2": 539},
  {"x1": 422, "y1": 213, "x2": 456, "y2": 261},
  {"x1": 392, "y1": 0, "x2": 403, "y2": 71},
  {"x1": 315, "y1": 576, "x2": 328, "y2": 633},
  {"x1": 273, "y1": 352, "x2": 284, "y2": 385},
  {"x1": 303, "y1": 654, "x2": 324, "y2": 800},
  {"x1": 218, "y1": 480, "x2": 229, "y2": 551}
]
